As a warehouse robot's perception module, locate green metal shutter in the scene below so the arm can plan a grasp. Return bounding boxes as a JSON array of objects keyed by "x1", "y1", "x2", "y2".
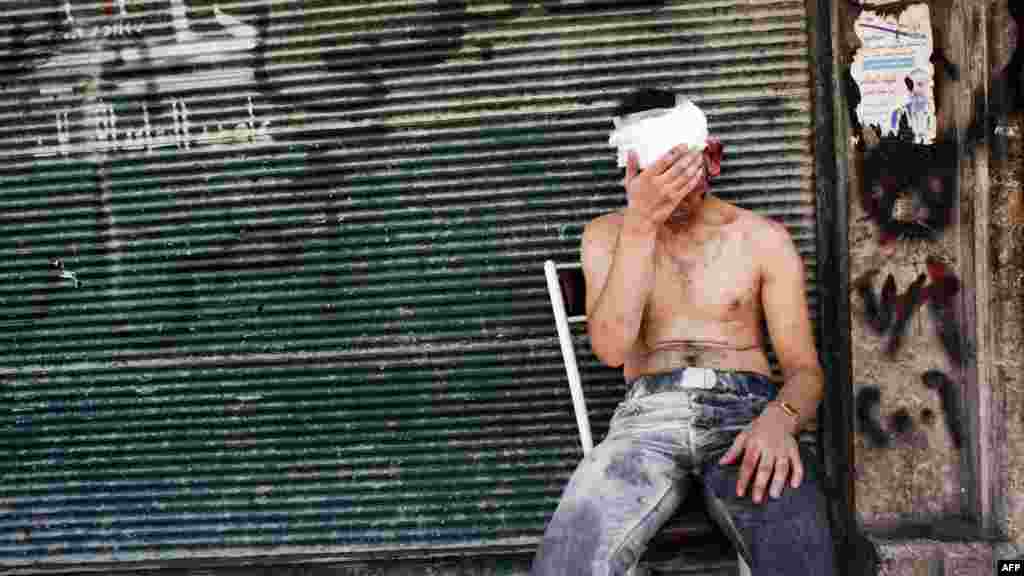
[{"x1": 1, "y1": 0, "x2": 817, "y2": 569}]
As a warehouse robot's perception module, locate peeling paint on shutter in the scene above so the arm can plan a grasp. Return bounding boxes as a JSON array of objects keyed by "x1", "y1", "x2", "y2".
[{"x1": 1, "y1": 0, "x2": 817, "y2": 570}]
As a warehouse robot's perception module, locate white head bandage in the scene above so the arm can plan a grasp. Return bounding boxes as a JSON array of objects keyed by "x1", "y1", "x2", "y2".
[{"x1": 608, "y1": 96, "x2": 709, "y2": 169}]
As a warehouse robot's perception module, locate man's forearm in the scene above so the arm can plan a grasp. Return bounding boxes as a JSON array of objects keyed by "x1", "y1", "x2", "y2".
[
  {"x1": 771, "y1": 366, "x2": 825, "y2": 435},
  {"x1": 588, "y1": 212, "x2": 659, "y2": 366}
]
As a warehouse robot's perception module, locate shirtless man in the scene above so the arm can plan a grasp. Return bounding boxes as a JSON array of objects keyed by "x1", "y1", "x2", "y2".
[{"x1": 531, "y1": 89, "x2": 835, "y2": 576}]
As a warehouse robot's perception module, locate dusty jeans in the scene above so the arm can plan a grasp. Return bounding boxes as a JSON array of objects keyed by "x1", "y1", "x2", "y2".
[{"x1": 531, "y1": 367, "x2": 835, "y2": 576}]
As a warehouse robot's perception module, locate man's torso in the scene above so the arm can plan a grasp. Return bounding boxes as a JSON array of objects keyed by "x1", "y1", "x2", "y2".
[{"x1": 603, "y1": 199, "x2": 773, "y2": 381}]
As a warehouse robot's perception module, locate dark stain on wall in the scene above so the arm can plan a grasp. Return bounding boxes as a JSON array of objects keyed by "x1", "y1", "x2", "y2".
[
  {"x1": 888, "y1": 407, "x2": 914, "y2": 437},
  {"x1": 845, "y1": 68, "x2": 863, "y2": 136},
  {"x1": 929, "y1": 46, "x2": 960, "y2": 82},
  {"x1": 921, "y1": 370, "x2": 963, "y2": 448},
  {"x1": 856, "y1": 371, "x2": 962, "y2": 450},
  {"x1": 853, "y1": 269, "x2": 891, "y2": 333},
  {"x1": 852, "y1": 270, "x2": 928, "y2": 357},
  {"x1": 859, "y1": 135, "x2": 958, "y2": 243},
  {"x1": 856, "y1": 385, "x2": 890, "y2": 448},
  {"x1": 884, "y1": 273, "x2": 928, "y2": 358},
  {"x1": 992, "y1": 0, "x2": 1023, "y2": 116},
  {"x1": 920, "y1": 407, "x2": 935, "y2": 426},
  {"x1": 923, "y1": 257, "x2": 967, "y2": 365}
]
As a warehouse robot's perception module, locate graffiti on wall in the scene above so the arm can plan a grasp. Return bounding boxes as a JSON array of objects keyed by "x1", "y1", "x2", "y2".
[
  {"x1": 3, "y1": 0, "x2": 681, "y2": 325},
  {"x1": 859, "y1": 135, "x2": 957, "y2": 243},
  {"x1": 18, "y1": 0, "x2": 274, "y2": 160},
  {"x1": 60, "y1": 0, "x2": 144, "y2": 40},
  {"x1": 853, "y1": 253, "x2": 967, "y2": 449},
  {"x1": 855, "y1": 370, "x2": 963, "y2": 449},
  {"x1": 35, "y1": 95, "x2": 273, "y2": 158},
  {"x1": 846, "y1": 1, "x2": 1024, "y2": 452},
  {"x1": 853, "y1": 268, "x2": 927, "y2": 357},
  {"x1": 4, "y1": 0, "x2": 695, "y2": 555},
  {"x1": 5, "y1": 0, "x2": 675, "y2": 163},
  {"x1": 852, "y1": 256, "x2": 965, "y2": 361},
  {"x1": 921, "y1": 370, "x2": 963, "y2": 448},
  {"x1": 854, "y1": 261, "x2": 967, "y2": 449},
  {"x1": 922, "y1": 257, "x2": 966, "y2": 364},
  {"x1": 856, "y1": 385, "x2": 891, "y2": 448}
]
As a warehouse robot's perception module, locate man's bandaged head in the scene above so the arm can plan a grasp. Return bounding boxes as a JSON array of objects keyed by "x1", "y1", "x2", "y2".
[{"x1": 608, "y1": 96, "x2": 721, "y2": 175}]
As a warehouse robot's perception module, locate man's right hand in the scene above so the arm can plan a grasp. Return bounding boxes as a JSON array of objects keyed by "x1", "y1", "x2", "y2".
[{"x1": 623, "y1": 145, "x2": 706, "y2": 228}]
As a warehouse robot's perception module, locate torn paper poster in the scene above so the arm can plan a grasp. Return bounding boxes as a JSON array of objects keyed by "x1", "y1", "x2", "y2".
[
  {"x1": 608, "y1": 97, "x2": 708, "y2": 169},
  {"x1": 850, "y1": 4, "x2": 936, "y2": 144}
]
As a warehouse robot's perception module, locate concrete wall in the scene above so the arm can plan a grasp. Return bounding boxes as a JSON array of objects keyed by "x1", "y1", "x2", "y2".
[
  {"x1": 837, "y1": 0, "x2": 1024, "y2": 571},
  {"x1": 986, "y1": 0, "x2": 1024, "y2": 554}
]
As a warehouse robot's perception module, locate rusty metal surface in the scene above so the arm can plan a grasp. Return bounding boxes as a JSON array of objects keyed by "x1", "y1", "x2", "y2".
[{"x1": 1, "y1": 0, "x2": 817, "y2": 569}]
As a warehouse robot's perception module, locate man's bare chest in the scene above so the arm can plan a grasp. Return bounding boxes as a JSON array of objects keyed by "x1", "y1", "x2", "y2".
[{"x1": 648, "y1": 228, "x2": 761, "y2": 320}]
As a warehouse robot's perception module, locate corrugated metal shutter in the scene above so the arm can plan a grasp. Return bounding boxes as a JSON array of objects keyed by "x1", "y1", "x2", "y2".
[{"x1": 1, "y1": 0, "x2": 817, "y2": 569}]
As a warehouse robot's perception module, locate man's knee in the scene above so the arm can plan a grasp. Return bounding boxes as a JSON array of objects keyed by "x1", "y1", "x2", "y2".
[
  {"x1": 532, "y1": 500, "x2": 606, "y2": 576},
  {"x1": 532, "y1": 498, "x2": 647, "y2": 576},
  {"x1": 701, "y1": 457, "x2": 830, "y2": 532},
  {"x1": 700, "y1": 453, "x2": 834, "y2": 573}
]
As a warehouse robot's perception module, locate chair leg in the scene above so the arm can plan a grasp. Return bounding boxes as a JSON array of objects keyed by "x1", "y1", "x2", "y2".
[
  {"x1": 626, "y1": 565, "x2": 650, "y2": 576},
  {"x1": 737, "y1": 553, "x2": 751, "y2": 576}
]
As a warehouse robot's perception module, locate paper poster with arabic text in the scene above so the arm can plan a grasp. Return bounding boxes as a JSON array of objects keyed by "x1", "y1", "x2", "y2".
[{"x1": 850, "y1": 4, "x2": 936, "y2": 144}]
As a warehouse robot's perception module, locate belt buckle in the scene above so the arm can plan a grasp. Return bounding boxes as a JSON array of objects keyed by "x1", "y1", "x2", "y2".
[{"x1": 682, "y1": 367, "x2": 715, "y2": 390}]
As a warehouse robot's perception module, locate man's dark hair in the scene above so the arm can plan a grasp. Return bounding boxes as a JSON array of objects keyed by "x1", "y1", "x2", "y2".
[{"x1": 613, "y1": 87, "x2": 677, "y2": 118}]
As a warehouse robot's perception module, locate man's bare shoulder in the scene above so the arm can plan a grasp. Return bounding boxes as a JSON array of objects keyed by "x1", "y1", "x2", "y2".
[
  {"x1": 582, "y1": 209, "x2": 628, "y2": 249},
  {"x1": 725, "y1": 205, "x2": 803, "y2": 281},
  {"x1": 725, "y1": 204, "x2": 795, "y2": 247}
]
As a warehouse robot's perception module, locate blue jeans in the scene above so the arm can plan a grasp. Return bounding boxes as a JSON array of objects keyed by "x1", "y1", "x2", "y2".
[{"x1": 531, "y1": 368, "x2": 835, "y2": 576}]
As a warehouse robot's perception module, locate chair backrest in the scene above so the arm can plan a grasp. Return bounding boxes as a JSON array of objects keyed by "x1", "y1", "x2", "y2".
[{"x1": 543, "y1": 260, "x2": 593, "y2": 455}]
